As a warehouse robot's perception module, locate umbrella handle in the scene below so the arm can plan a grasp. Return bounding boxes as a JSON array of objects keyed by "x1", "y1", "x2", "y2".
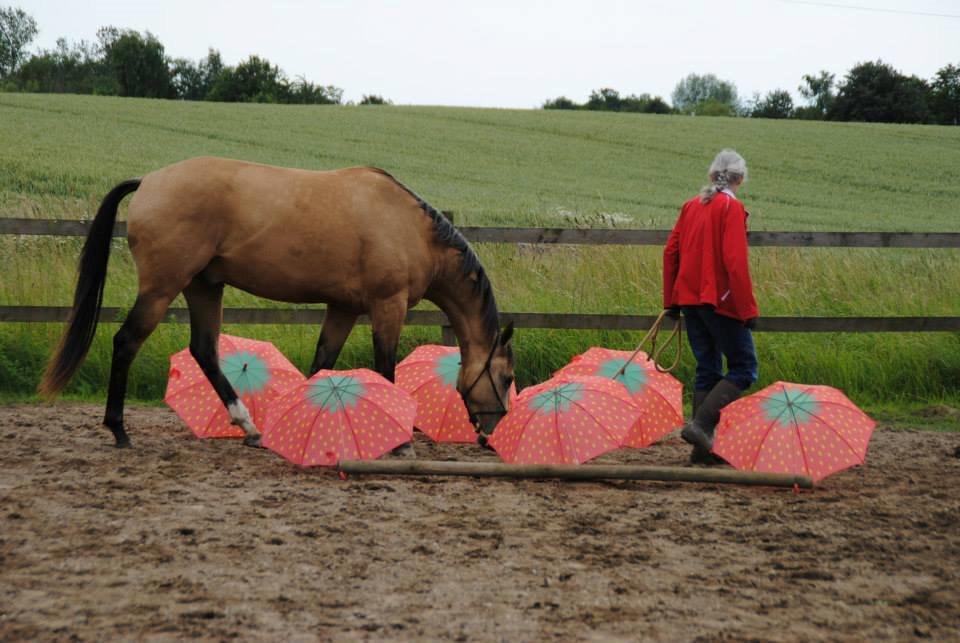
[{"x1": 613, "y1": 310, "x2": 683, "y2": 376}]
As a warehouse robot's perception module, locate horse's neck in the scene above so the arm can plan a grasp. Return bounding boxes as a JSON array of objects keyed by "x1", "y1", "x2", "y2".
[{"x1": 425, "y1": 265, "x2": 496, "y2": 364}]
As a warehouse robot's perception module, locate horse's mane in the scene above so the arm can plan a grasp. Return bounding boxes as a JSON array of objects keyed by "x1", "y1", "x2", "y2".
[{"x1": 371, "y1": 168, "x2": 500, "y2": 340}]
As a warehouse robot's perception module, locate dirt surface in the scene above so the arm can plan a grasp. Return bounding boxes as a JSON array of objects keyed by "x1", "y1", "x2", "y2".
[{"x1": 1, "y1": 403, "x2": 959, "y2": 642}]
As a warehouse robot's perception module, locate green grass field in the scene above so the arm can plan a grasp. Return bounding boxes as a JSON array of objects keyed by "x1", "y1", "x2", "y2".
[{"x1": 1, "y1": 92, "x2": 958, "y2": 425}]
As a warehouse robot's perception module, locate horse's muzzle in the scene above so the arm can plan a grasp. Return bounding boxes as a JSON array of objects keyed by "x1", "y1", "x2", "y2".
[{"x1": 470, "y1": 410, "x2": 507, "y2": 441}]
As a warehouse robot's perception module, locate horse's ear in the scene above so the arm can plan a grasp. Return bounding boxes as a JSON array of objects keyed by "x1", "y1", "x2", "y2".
[{"x1": 500, "y1": 321, "x2": 515, "y2": 346}]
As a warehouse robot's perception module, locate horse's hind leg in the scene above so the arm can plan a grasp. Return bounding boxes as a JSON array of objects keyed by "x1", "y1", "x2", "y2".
[
  {"x1": 182, "y1": 279, "x2": 262, "y2": 447},
  {"x1": 310, "y1": 306, "x2": 358, "y2": 375},
  {"x1": 104, "y1": 290, "x2": 178, "y2": 448}
]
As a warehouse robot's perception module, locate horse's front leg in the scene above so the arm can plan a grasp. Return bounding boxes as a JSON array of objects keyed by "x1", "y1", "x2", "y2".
[
  {"x1": 369, "y1": 296, "x2": 406, "y2": 382},
  {"x1": 310, "y1": 306, "x2": 358, "y2": 375},
  {"x1": 369, "y1": 295, "x2": 415, "y2": 457},
  {"x1": 183, "y1": 280, "x2": 262, "y2": 447}
]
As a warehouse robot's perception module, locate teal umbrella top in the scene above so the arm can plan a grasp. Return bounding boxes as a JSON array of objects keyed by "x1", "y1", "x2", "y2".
[
  {"x1": 307, "y1": 375, "x2": 366, "y2": 413},
  {"x1": 763, "y1": 386, "x2": 821, "y2": 429},
  {"x1": 528, "y1": 382, "x2": 585, "y2": 415},
  {"x1": 219, "y1": 351, "x2": 270, "y2": 395}
]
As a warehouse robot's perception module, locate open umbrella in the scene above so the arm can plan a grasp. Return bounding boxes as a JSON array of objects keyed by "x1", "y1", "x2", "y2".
[
  {"x1": 487, "y1": 374, "x2": 640, "y2": 465},
  {"x1": 713, "y1": 381, "x2": 876, "y2": 483},
  {"x1": 556, "y1": 347, "x2": 683, "y2": 448},
  {"x1": 261, "y1": 368, "x2": 417, "y2": 467},
  {"x1": 164, "y1": 334, "x2": 305, "y2": 439},
  {"x1": 396, "y1": 344, "x2": 518, "y2": 443}
]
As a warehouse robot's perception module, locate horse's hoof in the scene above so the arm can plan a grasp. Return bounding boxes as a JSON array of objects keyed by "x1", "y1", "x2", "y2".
[
  {"x1": 243, "y1": 434, "x2": 263, "y2": 448},
  {"x1": 114, "y1": 437, "x2": 131, "y2": 449},
  {"x1": 476, "y1": 434, "x2": 494, "y2": 451}
]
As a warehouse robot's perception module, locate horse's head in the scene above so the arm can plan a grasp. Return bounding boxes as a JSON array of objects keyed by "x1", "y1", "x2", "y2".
[{"x1": 458, "y1": 322, "x2": 515, "y2": 441}]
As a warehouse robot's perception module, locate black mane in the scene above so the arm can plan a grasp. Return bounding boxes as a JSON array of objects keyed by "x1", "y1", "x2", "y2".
[{"x1": 373, "y1": 168, "x2": 500, "y2": 340}]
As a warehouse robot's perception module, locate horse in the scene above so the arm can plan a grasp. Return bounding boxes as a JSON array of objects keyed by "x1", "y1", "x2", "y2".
[{"x1": 39, "y1": 156, "x2": 515, "y2": 448}]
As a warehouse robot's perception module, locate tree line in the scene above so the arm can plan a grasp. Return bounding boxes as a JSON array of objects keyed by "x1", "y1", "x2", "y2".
[
  {"x1": 544, "y1": 63, "x2": 959, "y2": 125},
  {"x1": 0, "y1": 6, "x2": 390, "y2": 105},
  {"x1": 2, "y1": 5, "x2": 957, "y2": 123}
]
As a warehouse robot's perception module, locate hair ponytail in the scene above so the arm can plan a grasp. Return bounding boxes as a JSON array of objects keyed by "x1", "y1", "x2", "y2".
[{"x1": 699, "y1": 149, "x2": 747, "y2": 203}]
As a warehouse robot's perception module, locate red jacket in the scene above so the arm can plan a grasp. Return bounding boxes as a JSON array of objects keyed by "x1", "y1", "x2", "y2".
[{"x1": 663, "y1": 191, "x2": 758, "y2": 322}]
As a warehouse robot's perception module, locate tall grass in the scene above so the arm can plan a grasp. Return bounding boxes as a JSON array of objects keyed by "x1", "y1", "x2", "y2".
[{"x1": 1, "y1": 92, "x2": 958, "y2": 412}]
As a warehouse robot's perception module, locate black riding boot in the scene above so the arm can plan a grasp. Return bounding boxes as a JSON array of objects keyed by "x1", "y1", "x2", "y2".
[
  {"x1": 687, "y1": 389, "x2": 717, "y2": 464},
  {"x1": 691, "y1": 389, "x2": 708, "y2": 417},
  {"x1": 681, "y1": 379, "x2": 741, "y2": 458}
]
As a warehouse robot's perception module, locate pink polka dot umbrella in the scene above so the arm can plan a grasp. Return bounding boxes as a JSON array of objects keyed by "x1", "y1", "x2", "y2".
[
  {"x1": 713, "y1": 381, "x2": 876, "y2": 483},
  {"x1": 396, "y1": 344, "x2": 518, "y2": 443},
  {"x1": 487, "y1": 374, "x2": 641, "y2": 465},
  {"x1": 261, "y1": 368, "x2": 417, "y2": 467},
  {"x1": 555, "y1": 347, "x2": 683, "y2": 448},
  {"x1": 164, "y1": 334, "x2": 305, "y2": 439}
]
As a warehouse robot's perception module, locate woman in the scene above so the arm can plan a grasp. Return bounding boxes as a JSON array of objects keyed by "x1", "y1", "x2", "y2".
[{"x1": 663, "y1": 149, "x2": 759, "y2": 464}]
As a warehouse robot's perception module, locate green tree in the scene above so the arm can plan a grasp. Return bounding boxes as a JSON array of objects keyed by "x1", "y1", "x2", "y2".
[
  {"x1": 542, "y1": 95, "x2": 579, "y2": 110},
  {"x1": 169, "y1": 57, "x2": 201, "y2": 99},
  {"x1": 286, "y1": 75, "x2": 342, "y2": 104},
  {"x1": 694, "y1": 98, "x2": 736, "y2": 117},
  {"x1": 586, "y1": 87, "x2": 621, "y2": 111},
  {"x1": 171, "y1": 49, "x2": 223, "y2": 100},
  {"x1": 642, "y1": 95, "x2": 671, "y2": 114},
  {"x1": 750, "y1": 89, "x2": 794, "y2": 119},
  {"x1": 930, "y1": 63, "x2": 960, "y2": 125},
  {"x1": 619, "y1": 92, "x2": 671, "y2": 114},
  {"x1": 829, "y1": 60, "x2": 930, "y2": 123},
  {"x1": 207, "y1": 55, "x2": 285, "y2": 102},
  {"x1": 544, "y1": 90, "x2": 671, "y2": 114},
  {"x1": 671, "y1": 73, "x2": 738, "y2": 114},
  {"x1": 97, "y1": 27, "x2": 172, "y2": 98},
  {"x1": 798, "y1": 70, "x2": 835, "y2": 118},
  {"x1": 0, "y1": 5, "x2": 38, "y2": 77},
  {"x1": 13, "y1": 37, "x2": 113, "y2": 94},
  {"x1": 359, "y1": 94, "x2": 391, "y2": 105}
]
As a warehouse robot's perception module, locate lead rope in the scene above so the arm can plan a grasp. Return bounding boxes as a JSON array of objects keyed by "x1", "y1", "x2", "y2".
[{"x1": 612, "y1": 309, "x2": 683, "y2": 378}]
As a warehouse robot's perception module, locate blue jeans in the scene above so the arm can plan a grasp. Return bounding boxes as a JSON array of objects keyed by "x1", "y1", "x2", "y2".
[{"x1": 681, "y1": 305, "x2": 758, "y2": 392}]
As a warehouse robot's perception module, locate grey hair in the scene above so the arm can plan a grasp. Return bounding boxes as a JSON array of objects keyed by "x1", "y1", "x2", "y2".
[{"x1": 700, "y1": 149, "x2": 747, "y2": 203}]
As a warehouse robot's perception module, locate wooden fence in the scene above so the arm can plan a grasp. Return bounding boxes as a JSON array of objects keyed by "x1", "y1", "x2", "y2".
[{"x1": 2, "y1": 217, "x2": 959, "y2": 334}]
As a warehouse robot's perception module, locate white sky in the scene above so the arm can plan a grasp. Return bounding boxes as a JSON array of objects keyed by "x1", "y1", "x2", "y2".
[{"x1": 15, "y1": 0, "x2": 960, "y2": 108}]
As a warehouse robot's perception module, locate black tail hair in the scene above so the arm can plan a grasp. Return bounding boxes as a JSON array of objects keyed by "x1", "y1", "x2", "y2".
[{"x1": 39, "y1": 179, "x2": 141, "y2": 397}]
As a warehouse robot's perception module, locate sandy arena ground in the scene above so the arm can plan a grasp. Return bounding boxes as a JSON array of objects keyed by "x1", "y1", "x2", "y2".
[{"x1": 1, "y1": 402, "x2": 958, "y2": 641}]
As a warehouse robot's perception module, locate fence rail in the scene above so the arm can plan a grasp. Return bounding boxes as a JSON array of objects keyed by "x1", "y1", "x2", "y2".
[
  {"x1": 2, "y1": 217, "x2": 958, "y2": 334},
  {"x1": 1, "y1": 306, "x2": 958, "y2": 333},
  {"x1": 2, "y1": 218, "x2": 960, "y2": 248}
]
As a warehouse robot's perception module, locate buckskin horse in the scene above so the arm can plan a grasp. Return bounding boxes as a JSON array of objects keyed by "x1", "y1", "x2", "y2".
[{"x1": 39, "y1": 157, "x2": 515, "y2": 448}]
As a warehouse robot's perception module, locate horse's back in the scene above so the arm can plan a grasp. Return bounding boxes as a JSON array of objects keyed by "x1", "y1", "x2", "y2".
[{"x1": 125, "y1": 157, "x2": 438, "y2": 306}]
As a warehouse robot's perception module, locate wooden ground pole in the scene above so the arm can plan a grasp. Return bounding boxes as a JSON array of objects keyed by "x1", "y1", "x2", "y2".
[{"x1": 337, "y1": 460, "x2": 814, "y2": 489}]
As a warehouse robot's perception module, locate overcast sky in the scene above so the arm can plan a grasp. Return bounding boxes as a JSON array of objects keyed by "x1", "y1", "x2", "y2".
[{"x1": 15, "y1": 0, "x2": 960, "y2": 108}]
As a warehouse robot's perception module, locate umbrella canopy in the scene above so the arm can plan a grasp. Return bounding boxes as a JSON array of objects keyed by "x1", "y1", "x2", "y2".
[
  {"x1": 165, "y1": 334, "x2": 305, "y2": 439},
  {"x1": 261, "y1": 368, "x2": 417, "y2": 467},
  {"x1": 556, "y1": 347, "x2": 683, "y2": 448},
  {"x1": 713, "y1": 381, "x2": 876, "y2": 483},
  {"x1": 487, "y1": 374, "x2": 640, "y2": 465},
  {"x1": 396, "y1": 344, "x2": 517, "y2": 443}
]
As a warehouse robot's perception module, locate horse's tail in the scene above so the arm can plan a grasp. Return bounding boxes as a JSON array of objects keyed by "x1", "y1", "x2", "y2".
[{"x1": 39, "y1": 179, "x2": 141, "y2": 397}]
